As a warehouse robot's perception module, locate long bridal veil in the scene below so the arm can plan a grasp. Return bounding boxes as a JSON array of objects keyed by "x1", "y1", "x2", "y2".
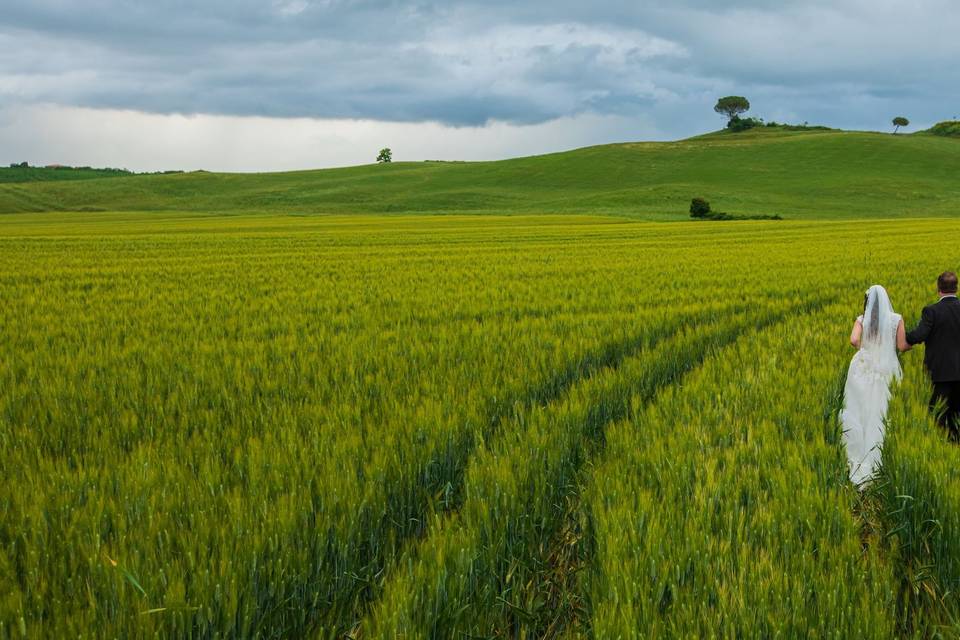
[
  {"x1": 860, "y1": 285, "x2": 902, "y2": 381},
  {"x1": 841, "y1": 284, "x2": 902, "y2": 486}
]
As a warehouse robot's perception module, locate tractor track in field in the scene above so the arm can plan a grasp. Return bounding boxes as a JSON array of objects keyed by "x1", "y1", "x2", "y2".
[
  {"x1": 501, "y1": 295, "x2": 835, "y2": 639},
  {"x1": 421, "y1": 302, "x2": 758, "y2": 518},
  {"x1": 323, "y1": 302, "x2": 761, "y2": 636},
  {"x1": 347, "y1": 295, "x2": 832, "y2": 639}
]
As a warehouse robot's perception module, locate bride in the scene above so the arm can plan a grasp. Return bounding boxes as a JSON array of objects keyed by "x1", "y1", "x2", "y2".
[{"x1": 840, "y1": 285, "x2": 911, "y2": 487}]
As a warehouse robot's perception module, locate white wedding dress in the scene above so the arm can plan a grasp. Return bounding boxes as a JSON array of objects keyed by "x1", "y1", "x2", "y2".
[{"x1": 840, "y1": 285, "x2": 902, "y2": 487}]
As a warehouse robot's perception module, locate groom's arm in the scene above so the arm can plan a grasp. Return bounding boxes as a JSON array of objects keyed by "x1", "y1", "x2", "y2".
[{"x1": 906, "y1": 306, "x2": 935, "y2": 345}]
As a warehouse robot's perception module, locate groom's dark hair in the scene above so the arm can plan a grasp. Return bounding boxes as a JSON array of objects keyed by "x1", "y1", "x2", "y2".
[{"x1": 939, "y1": 271, "x2": 958, "y2": 294}]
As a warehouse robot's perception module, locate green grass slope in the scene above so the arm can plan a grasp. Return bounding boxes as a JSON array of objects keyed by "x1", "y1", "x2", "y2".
[{"x1": 1, "y1": 128, "x2": 958, "y2": 219}]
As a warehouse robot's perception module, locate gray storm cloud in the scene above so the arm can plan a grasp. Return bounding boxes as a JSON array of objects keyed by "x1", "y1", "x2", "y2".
[
  {"x1": 1, "y1": 0, "x2": 958, "y2": 171},
  {"x1": 1, "y1": 0, "x2": 957, "y2": 128}
]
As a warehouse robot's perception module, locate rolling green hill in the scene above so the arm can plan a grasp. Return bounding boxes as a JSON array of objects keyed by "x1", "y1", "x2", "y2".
[{"x1": 1, "y1": 127, "x2": 958, "y2": 219}]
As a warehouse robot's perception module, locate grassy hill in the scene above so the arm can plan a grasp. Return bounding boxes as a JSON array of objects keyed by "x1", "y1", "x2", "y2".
[{"x1": 1, "y1": 127, "x2": 958, "y2": 219}]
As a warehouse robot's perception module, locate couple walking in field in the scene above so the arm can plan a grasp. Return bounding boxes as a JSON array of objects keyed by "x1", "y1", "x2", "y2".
[{"x1": 841, "y1": 271, "x2": 960, "y2": 487}]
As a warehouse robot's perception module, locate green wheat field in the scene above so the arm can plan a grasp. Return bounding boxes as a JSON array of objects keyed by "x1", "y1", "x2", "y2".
[{"x1": 2, "y1": 127, "x2": 960, "y2": 638}]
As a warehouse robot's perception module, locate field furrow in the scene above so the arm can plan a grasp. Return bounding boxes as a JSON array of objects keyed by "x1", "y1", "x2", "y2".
[
  {"x1": 310, "y1": 301, "x2": 749, "y2": 633},
  {"x1": 360, "y1": 294, "x2": 826, "y2": 638}
]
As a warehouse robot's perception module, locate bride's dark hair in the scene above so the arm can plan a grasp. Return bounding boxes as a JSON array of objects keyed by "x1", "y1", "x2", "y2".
[{"x1": 863, "y1": 290, "x2": 880, "y2": 341}]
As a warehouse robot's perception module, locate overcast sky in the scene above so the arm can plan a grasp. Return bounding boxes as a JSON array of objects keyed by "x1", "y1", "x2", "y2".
[{"x1": 2, "y1": 0, "x2": 958, "y2": 171}]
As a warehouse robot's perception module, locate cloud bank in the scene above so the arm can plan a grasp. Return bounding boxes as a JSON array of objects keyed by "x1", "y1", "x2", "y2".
[{"x1": 1, "y1": 0, "x2": 957, "y2": 170}]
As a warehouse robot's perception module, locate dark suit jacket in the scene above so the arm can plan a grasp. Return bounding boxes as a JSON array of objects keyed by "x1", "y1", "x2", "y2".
[{"x1": 906, "y1": 296, "x2": 960, "y2": 382}]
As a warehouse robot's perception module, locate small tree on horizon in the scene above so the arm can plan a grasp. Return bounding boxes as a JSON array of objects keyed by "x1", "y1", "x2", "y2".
[
  {"x1": 714, "y1": 96, "x2": 751, "y2": 123},
  {"x1": 376, "y1": 148, "x2": 393, "y2": 163},
  {"x1": 892, "y1": 116, "x2": 909, "y2": 134}
]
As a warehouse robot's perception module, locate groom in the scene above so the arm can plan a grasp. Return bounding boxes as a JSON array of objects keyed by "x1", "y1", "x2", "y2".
[{"x1": 906, "y1": 271, "x2": 960, "y2": 441}]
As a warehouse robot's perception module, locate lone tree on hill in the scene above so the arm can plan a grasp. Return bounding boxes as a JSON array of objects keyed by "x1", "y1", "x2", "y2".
[
  {"x1": 690, "y1": 197, "x2": 711, "y2": 218},
  {"x1": 714, "y1": 96, "x2": 750, "y2": 123},
  {"x1": 376, "y1": 148, "x2": 393, "y2": 163},
  {"x1": 892, "y1": 116, "x2": 909, "y2": 134}
]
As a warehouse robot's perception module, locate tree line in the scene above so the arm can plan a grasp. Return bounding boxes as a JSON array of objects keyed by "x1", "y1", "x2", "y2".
[{"x1": 714, "y1": 96, "x2": 911, "y2": 134}]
